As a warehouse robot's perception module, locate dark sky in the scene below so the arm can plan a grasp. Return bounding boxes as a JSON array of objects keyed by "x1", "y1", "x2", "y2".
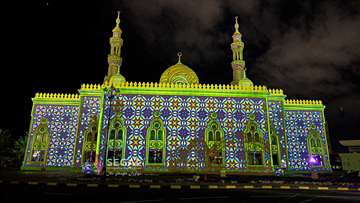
[{"x1": 1, "y1": 0, "x2": 359, "y2": 152}]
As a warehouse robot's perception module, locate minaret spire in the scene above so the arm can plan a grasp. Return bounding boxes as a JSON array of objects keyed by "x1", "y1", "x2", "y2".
[
  {"x1": 234, "y1": 16, "x2": 240, "y2": 34},
  {"x1": 230, "y1": 16, "x2": 253, "y2": 87},
  {"x1": 105, "y1": 11, "x2": 126, "y2": 86}
]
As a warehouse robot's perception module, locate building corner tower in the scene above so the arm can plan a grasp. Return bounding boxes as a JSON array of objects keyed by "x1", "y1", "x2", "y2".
[
  {"x1": 230, "y1": 16, "x2": 253, "y2": 87},
  {"x1": 104, "y1": 11, "x2": 126, "y2": 86}
]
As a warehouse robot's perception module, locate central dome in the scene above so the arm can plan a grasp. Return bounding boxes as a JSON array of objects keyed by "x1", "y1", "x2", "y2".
[{"x1": 160, "y1": 53, "x2": 199, "y2": 85}]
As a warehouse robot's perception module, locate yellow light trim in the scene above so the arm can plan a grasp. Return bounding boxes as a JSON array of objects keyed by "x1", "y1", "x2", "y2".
[
  {"x1": 285, "y1": 99, "x2": 323, "y2": 106},
  {"x1": 100, "y1": 81, "x2": 269, "y2": 93},
  {"x1": 34, "y1": 93, "x2": 80, "y2": 100},
  {"x1": 268, "y1": 89, "x2": 284, "y2": 96}
]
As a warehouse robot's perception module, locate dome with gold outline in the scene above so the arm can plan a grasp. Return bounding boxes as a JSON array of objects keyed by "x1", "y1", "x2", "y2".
[{"x1": 160, "y1": 53, "x2": 199, "y2": 85}]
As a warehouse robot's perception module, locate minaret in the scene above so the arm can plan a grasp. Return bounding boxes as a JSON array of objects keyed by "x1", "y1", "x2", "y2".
[
  {"x1": 105, "y1": 11, "x2": 126, "y2": 86},
  {"x1": 230, "y1": 16, "x2": 253, "y2": 87}
]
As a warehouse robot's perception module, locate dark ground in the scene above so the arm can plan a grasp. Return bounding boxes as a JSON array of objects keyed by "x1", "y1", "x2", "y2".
[
  {"x1": 1, "y1": 181, "x2": 360, "y2": 203},
  {"x1": 1, "y1": 169, "x2": 360, "y2": 202}
]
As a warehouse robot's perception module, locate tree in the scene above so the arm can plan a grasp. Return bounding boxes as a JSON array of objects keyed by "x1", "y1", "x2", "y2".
[
  {"x1": 14, "y1": 133, "x2": 28, "y2": 166},
  {"x1": 0, "y1": 129, "x2": 14, "y2": 168}
]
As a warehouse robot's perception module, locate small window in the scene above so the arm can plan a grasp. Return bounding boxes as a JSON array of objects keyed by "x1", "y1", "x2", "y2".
[
  {"x1": 110, "y1": 130, "x2": 115, "y2": 140},
  {"x1": 246, "y1": 132, "x2": 252, "y2": 141},
  {"x1": 157, "y1": 130, "x2": 163, "y2": 140},
  {"x1": 208, "y1": 131, "x2": 214, "y2": 141},
  {"x1": 150, "y1": 130, "x2": 156, "y2": 140},
  {"x1": 215, "y1": 131, "x2": 221, "y2": 141},
  {"x1": 116, "y1": 129, "x2": 123, "y2": 140}
]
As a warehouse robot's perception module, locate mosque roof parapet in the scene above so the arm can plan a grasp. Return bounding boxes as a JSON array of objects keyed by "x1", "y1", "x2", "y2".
[
  {"x1": 285, "y1": 99, "x2": 323, "y2": 106},
  {"x1": 268, "y1": 88, "x2": 284, "y2": 96},
  {"x1": 80, "y1": 83, "x2": 103, "y2": 90},
  {"x1": 98, "y1": 81, "x2": 269, "y2": 93},
  {"x1": 33, "y1": 93, "x2": 80, "y2": 101}
]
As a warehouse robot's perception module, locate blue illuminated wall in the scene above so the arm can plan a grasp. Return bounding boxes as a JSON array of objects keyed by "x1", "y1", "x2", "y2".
[
  {"x1": 75, "y1": 96, "x2": 101, "y2": 167},
  {"x1": 23, "y1": 91, "x2": 331, "y2": 174},
  {"x1": 284, "y1": 110, "x2": 331, "y2": 171},
  {"x1": 268, "y1": 100, "x2": 288, "y2": 168},
  {"x1": 24, "y1": 104, "x2": 79, "y2": 167},
  {"x1": 98, "y1": 94, "x2": 271, "y2": 171}
]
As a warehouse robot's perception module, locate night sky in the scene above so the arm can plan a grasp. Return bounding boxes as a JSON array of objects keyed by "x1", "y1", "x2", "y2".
[{"x1": 2, "y1": 0, "x2": 359, "y2": 152}]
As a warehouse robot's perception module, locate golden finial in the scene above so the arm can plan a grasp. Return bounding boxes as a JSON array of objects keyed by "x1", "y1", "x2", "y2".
[
  {"x1": 177, "y1": 52, "x2": 182, "y2": 64},
  {"x1": 116, "y1": 11, "x2": 121, "y2": 26},
  {"x1": 234, "y1": 16, "x2": 240, "y2": 33}
]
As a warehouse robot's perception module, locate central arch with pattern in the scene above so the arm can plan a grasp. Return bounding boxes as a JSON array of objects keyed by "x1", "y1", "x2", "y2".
[{"x1": 205, "y1": 112, "x2": 225, "y2": 171}]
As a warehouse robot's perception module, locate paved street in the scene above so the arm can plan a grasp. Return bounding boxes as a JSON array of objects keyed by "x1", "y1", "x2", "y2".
[{"x1": 1, "y1": 181, "x2": 360, "y2": 202}]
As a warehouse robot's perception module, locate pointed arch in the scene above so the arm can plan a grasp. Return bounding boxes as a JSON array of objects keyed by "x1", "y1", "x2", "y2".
[
  {"x1": 307, "y1": 124, "x2": 324, "y2": 166},
  {"x1": 146, "y1": 112, "x2": 166, "y2": 166},
  {"x1": 205, "y1": 112, "x2": 225, "y2": 169},
  {"x1": 30, "y1": 118, "x2": 50, "y2": 165},
  {"x1": 82, "y1": 116, "x2": 98, "y2": 164},
  {"x1": 244, "y1": 114, "x2": 265, "y2": 166},
  {"x1": 106, "y1": 113, "x2": 127, "y2": 168}
]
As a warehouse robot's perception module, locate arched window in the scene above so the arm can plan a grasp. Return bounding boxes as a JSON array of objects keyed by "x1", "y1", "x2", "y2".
[
  {"x1": 30, "y1": 118, "x2": 50, "y2": 165},
  {"x1": 269, "y1": 126, "x2": 281, "y2": 166},
  {"x1": 307, "y1": 125, "x2": 324, "y2": 166},
  {"x1": 106, "y1": 114, "x2": 127, "y2": 168},
  {"x1": 146, "y1": 112, "x2": 166, "y2": 166},
  {"x1": 244, "y1": 114, "x2": 265, "y2": 166},
  {"x1": 205, "y1": 112, "x2": 225, "y2": 169},
  {"x1": 82, "y1": 116, "x2": 98, "y2": 164}
]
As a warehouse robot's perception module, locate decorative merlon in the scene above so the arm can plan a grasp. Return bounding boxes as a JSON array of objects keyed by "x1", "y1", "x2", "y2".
[
  {"x1": 285, "y1": 99, "x2": 323, "y2": 106},
  {"x1": 34, "y1": 93, "x2": 80, "y2": 100}
]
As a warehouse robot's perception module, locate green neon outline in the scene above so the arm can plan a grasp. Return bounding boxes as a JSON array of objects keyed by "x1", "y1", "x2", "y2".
[
  {"x1": 204, "y1": 112, "x2": 225, "y2": 170},
  {"x1": 145, "y1": 112, "x2": 166, "y2": 167},
  {"x1": 105, "y1": 113, "x2": 127, "y2": 169}
]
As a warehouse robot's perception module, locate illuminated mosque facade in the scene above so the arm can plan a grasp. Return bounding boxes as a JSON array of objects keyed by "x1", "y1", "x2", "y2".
[{"x1": 22, "y1": 12, "x2": 331, "y2": 175}]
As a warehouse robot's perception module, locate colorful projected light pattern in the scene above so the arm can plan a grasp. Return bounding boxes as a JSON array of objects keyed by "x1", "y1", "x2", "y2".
[
  {"x1": 268, "y1": 100, "x2": 287, "y2": 168},
  {"x1": 22, "y1": 13, "x2": 332, "y2": 175},
  {"x1": 75, "y1": 96, "x2": 101, "y2": 166},
  {"x1": 25, "y1": 104, "x2": 79, "y2": 167},
  {"x1": 96, "y1": 94, "x2": 271, "y2": 172},
  {"x1": 285, "y1": 110, "x2": 330, "y2": 171}
]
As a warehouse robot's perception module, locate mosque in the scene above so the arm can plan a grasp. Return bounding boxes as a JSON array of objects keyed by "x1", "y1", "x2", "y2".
[{"x1": 22, "y1": 12, "x2": 331, "y2": 175}]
